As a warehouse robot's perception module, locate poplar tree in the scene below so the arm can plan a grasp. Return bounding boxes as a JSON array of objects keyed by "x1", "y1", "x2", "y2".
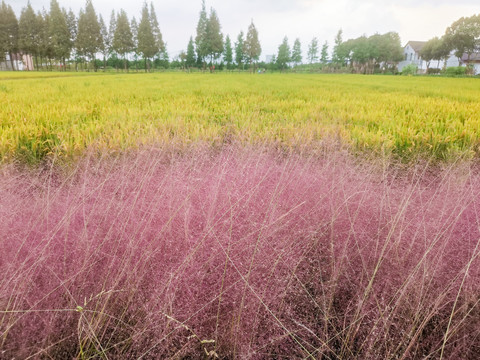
[
  {"x1": 195, "y1": 0, "x2": 208, "y2": 68},
  {"x1": 276, "y1": 36, "x2": 291, "y2": 71},
  {"x1": 76, "y1": 0, "x2": 101, "y2": 70},
  {"x1": 307, "y1": 37, "x2": 318, "y2": 64},
  {"x1": 234, "y1": 31, "x2": 244, "y2": 69},
  {"x1": 49, "y1": 0, "x2": 71, "y2": 70},
  {"x1": 0, "y1": 1, "x2": 19, "y2": 69},
  {"x1": 291, "y1": 38, "x2": 302, "y2": 66},
  {"x1": 65, "y1": 9, "x2": 77, "y2": 55},
  {"x1": 332, "y1": 29, "x2": 344, "y2": 66},
  {"x1": 99, "y1": 14, "x2": 108, "y2": 70},
  {"x1": 130, "y1": 17, "x2": 139, "y2": 71},
  {"x1": 138, "y1": 2, "x2": 156, "y2": 71},
  {"x1": 244, "y1": 20, "x2": 261, "y2": 70},
  {"x1": 205, "y1": 7, "x2": 223, "y2": 66},
  {"x1": 113, "y1": 9, "x2": 134, "y2": 71},
  {"x1": 223, "y1": 35, "x2": 233, "y2": 69},
  {"x1": 320, "y1": 41, "x2": 329, "y2": 64},
  {"x1": 108, "y1": 10, "x2": 116, "y2": 58},
  {"x1": 19, "y1": 2, "x2": 37, "y2": 67},
  {"x1": 37, "y1": 10, "x2": 51, "y2": 69},
  {"x1": 186, "y1": 36, "x2": 196, "y2": 68},
  {"x1": 149, "y1": 2, "x2": 165, "y2": 65}
]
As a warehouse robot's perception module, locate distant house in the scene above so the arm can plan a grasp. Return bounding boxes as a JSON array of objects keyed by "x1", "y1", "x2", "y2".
[
  {"x1": 0, "y1": 53, "x2": 34, "y2": 71},
  {"x1": 398, "y1": 41, "x2": 428, "y2": 72},
  {"x1": 461, "y1": 53, "x2": 480, "y2": 75},
  {"x1": 397, "y1": 40, "x2": 480, "y2": 74}
]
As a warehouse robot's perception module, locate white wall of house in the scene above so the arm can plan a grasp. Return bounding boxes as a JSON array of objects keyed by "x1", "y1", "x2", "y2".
[
  {"x1": 397, "y1": 44, "x2": 468, "y2": 73},
  {"x1": 398, "y1": 44, "x2": 428, "y2": 72},
  {"x1": 470, "y1": 63, "x2": 480, "y2": 75}
]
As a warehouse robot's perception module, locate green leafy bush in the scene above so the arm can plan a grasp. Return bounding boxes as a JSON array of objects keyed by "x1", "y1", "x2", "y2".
[
  {"x1": 401, "y1": 64, "x2": 417, "y2": 75},
  {"x1": 443, "y1": 66, "x2": 466, "y2": 76}
]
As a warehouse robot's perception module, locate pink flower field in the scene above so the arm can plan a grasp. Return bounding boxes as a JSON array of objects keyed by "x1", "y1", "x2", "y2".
[{"x1": 1, "y1": 146, "x2": 479, "y2": 359}]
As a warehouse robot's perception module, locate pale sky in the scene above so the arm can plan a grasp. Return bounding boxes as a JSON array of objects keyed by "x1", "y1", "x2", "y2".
[{"x1": 8, "y1": 0, "x2": 480, "y2": 61}]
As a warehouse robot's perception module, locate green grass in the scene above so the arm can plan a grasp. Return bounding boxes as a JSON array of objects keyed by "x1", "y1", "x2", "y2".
[{"x1": 1, "y1": 72, "x2": 480, "y2": 163}]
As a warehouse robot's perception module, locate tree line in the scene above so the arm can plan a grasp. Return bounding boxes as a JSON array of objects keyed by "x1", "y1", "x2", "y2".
[
  {"x1": 0, "y1": 0, "x2": 262, "y2": 72},
  {"x1": 419, "y1": 14, "x2": 480, "y2": 72},
  {"x1": 1, "y1": 0, "x2": 479, "y2": 73},
  {"x1": 0, "y1": 0, "x2": 167, "y2": 71}
]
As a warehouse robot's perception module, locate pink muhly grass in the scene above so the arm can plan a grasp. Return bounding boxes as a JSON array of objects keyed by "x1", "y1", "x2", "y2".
[{"x1": 0, "y1": 146, "x2": 479, "y2": 359}]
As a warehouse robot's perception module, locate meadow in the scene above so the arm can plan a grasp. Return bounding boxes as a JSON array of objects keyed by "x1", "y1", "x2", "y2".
[
  {"x1": 1, "y1": 72, "x2": 480, "y2": 163},
  {"x1": 1, "y1": 73, "x2": 480, "y2": 359}
]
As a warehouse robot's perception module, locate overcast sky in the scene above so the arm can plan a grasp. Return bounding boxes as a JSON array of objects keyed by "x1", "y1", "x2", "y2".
[{"x1": 8, "y1": 0, "x2": 480, "y2": 60}]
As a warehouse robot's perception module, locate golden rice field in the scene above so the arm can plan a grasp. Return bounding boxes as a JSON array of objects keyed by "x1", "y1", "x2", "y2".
[{"x1": 1, "y1": 72, "x2": 480, "y2": 163}]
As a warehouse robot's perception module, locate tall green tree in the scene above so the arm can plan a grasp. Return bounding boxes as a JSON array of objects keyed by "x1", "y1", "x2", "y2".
[
  {"x1": 107, "y1": 10, "x2": 116, "y2": 53},
  {"x1": 223, "y1": 34, "x2": 233, "y2": 69},
  {"x1": 18, "y1": 2, "x2": 37, "y2": 68},
  {"x1": 186, "y1": 36, "x2": 196, "y2": 68},
  {"x1": 205, "y1": 7, "x2": 223, "y2": 66},
  {"x1": 65, "y1": 8, "x2": 77, "y2": 66},
  {"x1": 149, "y1": 2, "x2": 165, "y2": 65},
  {"x1": 234, "y1": 31, "x2": 244, "y2": 69},
  {"x1": 276, "y1": 36, "x2": 290, "y2": 71},
  {"x1": 244, "y1": 20, "x2": 261, "y2": 70},
  {"x1": 436, "y1": 36, "x2": 452, "y2": 69},
  {"x1": 37, "y1": 10, "x2": 52, "y2": 69},
  {"x1": 444, "y1": 15, "x2": 480, "y2": 61},
  {"x1": 130, "y1": 16, "x2": 139, "y2": 71},
  {"x1": 138, "y1": 3, "x2": 156, "y2": 71},
  {"x1": 113, "y1": 9, "x2": 134, "y2": 71},
  {"x1": 320, "y1": 41, "x2": 329, "y2": 65},
  {"x1": 0, "y1": 2, "x2": 8, "y2": 63},
  {"x1": 98, "y1": 14, "x2": 108, "y2": 70},
  {"x1": 307, "y1": 37, "x2": 318, "y2": 64},
  {"x1": 195, "y1": 0, "x2": 208, "y2": 67},
  {"x1": 291, "y1": 38, "x2": 302, "y2": 66},
  {"x1": 0, "y1": 1, "x2": 19, "y2": 69},
  {"x1": 76, "y1": 0, "x2": 101, "y2": 70},
  {"x1": 349, "y1": 36, "x2": 370, "y2": 71},
  {"x1": 332, "y1": 29, "x2": 344, "y2": 67},
  {"x1": 420, "y1": 37, "x2": 439, "y2": 71},
  {"x1": 49, "y1": 0, "x2": 72, "y2": 69}
]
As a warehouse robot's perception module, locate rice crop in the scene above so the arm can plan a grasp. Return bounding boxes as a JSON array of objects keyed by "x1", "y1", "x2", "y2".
[
  {"x1": 1, "y1": 73, "x2": 480, "y2": 164},
  {"x1": 1, "y1": 147, "x2": 479, "y2": 359}
]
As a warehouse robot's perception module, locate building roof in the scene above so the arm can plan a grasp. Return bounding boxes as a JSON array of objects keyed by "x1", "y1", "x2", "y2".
[{"x1": 406, "y1": 41, "x2": 427, "y2": 53}]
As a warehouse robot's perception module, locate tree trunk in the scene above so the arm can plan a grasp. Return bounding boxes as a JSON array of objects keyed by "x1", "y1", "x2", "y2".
[{"x1": 9, "y1": 53, "x2": 15, "y2": 71}]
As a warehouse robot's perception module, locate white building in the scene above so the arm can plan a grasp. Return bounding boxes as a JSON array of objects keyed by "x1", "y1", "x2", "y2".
[{"x1": 397, "y1": 40, "x2": 480, "y2": 74}]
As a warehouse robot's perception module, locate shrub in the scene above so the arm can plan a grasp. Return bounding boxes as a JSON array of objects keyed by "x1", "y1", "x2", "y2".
[
  {"x1": 443, "y1": 66, "x2": 467, "y2": 76},
  {"x1": 401, "y1": 64, "x2": 418, "y2": 75}
]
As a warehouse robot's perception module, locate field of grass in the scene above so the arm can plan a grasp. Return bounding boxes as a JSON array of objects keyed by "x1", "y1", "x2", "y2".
[
  {"x1": 1, "y1": 72, "x2": 480, "y2": 163},
  {"x1": 1, "y1": 148, "x2": 480, "y2": 358},
  {"x1": 1, "y1": 73, "x2": 480, "y2": 358}
]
